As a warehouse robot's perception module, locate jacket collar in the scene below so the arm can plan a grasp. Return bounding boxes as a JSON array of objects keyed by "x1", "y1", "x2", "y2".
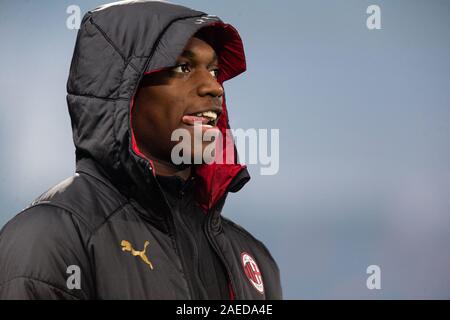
[{"x1": 75, "y1": 157, "x2": 234, "y2": 234}]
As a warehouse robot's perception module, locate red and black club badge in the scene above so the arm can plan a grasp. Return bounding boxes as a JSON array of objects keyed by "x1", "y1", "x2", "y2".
[{"x1": 241, "y1": 252, "x2": 264, "y2": 294}]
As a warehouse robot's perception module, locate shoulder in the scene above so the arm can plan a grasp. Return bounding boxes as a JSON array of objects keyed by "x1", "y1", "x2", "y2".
[
  {"x1": 30, "y1": 172, "x2": 127, "y2": 231},
  {"x1": 0, "y1": 172, "x2": 126, "y2": 252},
  {"x1": 0, "y1": 172, "x2": 126, "y2": 299},
  {"x1": 222, "y1": 217, "x2": 276, "y2": 263},
  {"x1": 0, "y1": 204, "x2": 93, "y2": 299},
  {"x1": 221, "y1": 216, "x2": 283, "y2": 299}
]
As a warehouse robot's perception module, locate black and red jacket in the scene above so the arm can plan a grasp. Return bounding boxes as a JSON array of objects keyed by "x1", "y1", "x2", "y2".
[{"x1": 0, "y1": 1, "x2": 282, "y2": 300}]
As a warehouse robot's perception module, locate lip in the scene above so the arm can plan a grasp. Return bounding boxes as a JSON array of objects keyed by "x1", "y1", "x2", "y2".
[{"x1": 182, "y1": 115, "x2": 211, "y2": 125}]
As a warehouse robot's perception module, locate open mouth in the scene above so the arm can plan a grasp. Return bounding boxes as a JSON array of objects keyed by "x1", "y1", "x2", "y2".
[{"x1": 182, "y1": 110, "x2": 219, "y2": 127}]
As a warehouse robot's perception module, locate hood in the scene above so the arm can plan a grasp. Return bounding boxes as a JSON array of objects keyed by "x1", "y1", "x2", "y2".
[{"x1": 67, "y1": 0, "x2": 250, "y2": 213}]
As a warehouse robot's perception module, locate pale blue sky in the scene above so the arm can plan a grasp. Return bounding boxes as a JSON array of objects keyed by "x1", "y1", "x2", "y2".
[{"x1": 1, "y1": 0, "x2": 449, "y2": 298}]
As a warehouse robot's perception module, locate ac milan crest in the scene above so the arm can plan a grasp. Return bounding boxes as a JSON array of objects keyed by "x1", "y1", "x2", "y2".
[{"x1": 241, "y1": 252, "x2": 264, "y2": 294}]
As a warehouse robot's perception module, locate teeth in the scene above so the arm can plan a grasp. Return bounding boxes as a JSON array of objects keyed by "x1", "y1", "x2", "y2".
[
  {"x1": 202, "y1": 111, "x2": 217, "y2": 120},
  {"x1": 194, "y1": 111, "x2": 217, "y2": 120}
]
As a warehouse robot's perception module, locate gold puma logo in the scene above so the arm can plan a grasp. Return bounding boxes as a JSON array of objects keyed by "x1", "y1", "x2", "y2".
[{"x1": 121, "y1": 240, "x2": 154, "y2": 270}]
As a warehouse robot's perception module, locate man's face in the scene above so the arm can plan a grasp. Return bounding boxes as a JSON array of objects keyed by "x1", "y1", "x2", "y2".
[{"x1": 132, "y1": 36, "x2": 223, "y2": 166}]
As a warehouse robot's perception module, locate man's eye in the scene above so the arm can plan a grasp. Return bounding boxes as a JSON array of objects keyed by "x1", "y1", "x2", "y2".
[
  {"x1": 172, "y1": 63, "x2": 191, "y2": 74},
  {"x1": 210, "y1": 68, "x2": 219, "y2": 78}
]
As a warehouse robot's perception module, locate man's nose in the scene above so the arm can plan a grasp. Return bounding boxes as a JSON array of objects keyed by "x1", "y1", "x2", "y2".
[{"x1": 197, "y1": 70, "x2": 224, "y2": 98}]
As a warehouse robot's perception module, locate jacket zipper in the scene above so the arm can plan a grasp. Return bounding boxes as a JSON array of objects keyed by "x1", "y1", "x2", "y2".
[
  {"x1": 170, "y1": 196, "x2": 209, "y2": 299},
  {"x1": 163, "y1": 204, "x2": 196, "y2": 299},
  {"x1": 149, "y1": 175, "x2": 195, "y2": 300},
  {"x1": 146, "y1": 170, "x2": 233, "y2": 299},
  {"x1": 204, "y1": 210, "x2": 238, "y2": 300}
]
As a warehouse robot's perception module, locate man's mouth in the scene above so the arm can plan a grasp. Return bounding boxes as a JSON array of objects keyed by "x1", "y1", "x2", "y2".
[{"x1": 182, "y1": 111, "x2": 219, "y2": 127}]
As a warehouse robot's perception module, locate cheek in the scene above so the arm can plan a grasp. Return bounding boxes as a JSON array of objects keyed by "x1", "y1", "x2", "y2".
[
  {"x1": 139, "y1": 92, "x2": 183, "y2": 132},
  {"x1": 161, "y1": 97, "x2": 189, "y2": 132},
  {"x1": 134, "y1": 85, "x2": 191, "y2": 153}
]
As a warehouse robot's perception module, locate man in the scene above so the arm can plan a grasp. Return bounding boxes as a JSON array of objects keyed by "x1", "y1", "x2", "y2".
[{"x1": 0, "y1": 1, "x2": 282, "y2": 299}]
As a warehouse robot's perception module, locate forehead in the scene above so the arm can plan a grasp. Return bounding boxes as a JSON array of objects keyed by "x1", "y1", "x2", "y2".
[{"x1": 179, "y1": 37, "x2": 218, "y2": 61}]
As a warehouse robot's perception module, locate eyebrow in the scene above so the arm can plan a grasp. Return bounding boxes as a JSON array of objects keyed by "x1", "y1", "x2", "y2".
[{"x1": 180, "y1": 50, "x2": 218, "y2": 64}]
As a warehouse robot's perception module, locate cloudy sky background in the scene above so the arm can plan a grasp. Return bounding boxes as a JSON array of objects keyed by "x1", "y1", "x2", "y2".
[{"x1": 0, "y1": 0, "x2": 449, "y2": 298}]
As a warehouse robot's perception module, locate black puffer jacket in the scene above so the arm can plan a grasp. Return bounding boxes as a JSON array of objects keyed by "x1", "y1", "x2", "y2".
[{"x1": 0, "y1": 1, "x2": 282, "y2": 300}]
